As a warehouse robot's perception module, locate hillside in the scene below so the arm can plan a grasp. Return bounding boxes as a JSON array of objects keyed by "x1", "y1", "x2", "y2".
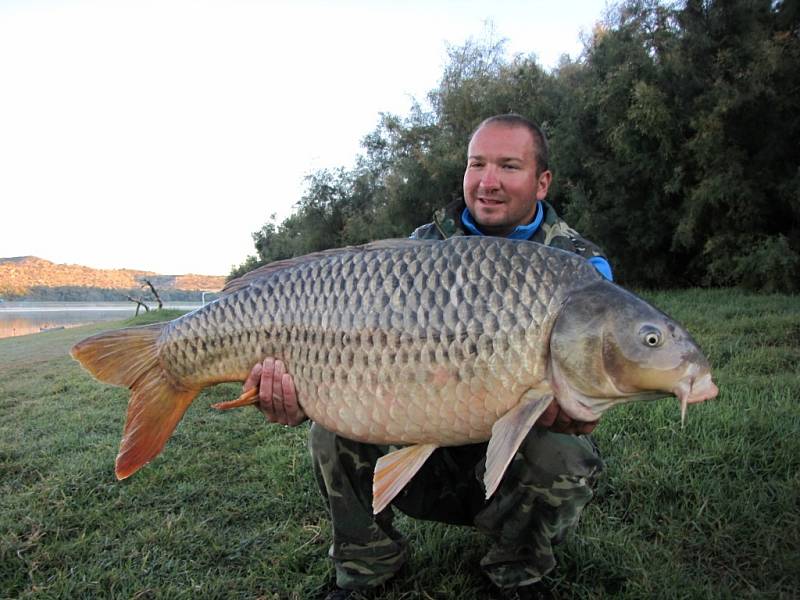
[{"x1": 0, "y1": 256, "x2": 225, "y2": 296}]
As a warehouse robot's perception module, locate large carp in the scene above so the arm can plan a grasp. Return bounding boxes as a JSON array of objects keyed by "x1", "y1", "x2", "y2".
[{"x1": 72, "y1": 237, "x2": 718, "y2": 512}]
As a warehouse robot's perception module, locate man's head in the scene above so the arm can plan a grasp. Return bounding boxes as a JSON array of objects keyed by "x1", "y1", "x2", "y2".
[{"x1": 463, "y1": 114, "x2": 552, "y2": 237}]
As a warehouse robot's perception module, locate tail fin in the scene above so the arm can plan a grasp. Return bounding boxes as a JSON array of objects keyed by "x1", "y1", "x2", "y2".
[{"x1": 71, "y1": 324, "x2": 200, "y2": 479}]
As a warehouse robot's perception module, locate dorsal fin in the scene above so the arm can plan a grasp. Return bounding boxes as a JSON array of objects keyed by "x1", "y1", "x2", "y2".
[{"x1": 221, "y1": 238, "x2": 434, "y2": 296}]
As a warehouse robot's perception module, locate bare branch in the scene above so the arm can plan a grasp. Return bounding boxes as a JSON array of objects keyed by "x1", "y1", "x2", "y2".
[
  {"x1": 126, "y1": 295, "x2": 150, "y2": 316},
  {"x1": 142, "y1": 279, "x2": 164, "y2": 310}
]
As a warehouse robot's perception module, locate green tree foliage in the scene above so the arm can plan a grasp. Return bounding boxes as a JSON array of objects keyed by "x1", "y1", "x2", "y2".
[
  {"x1": 552, "y1": 1, "x2": 690, "y2": 285},
  {"x1": 232, "y1": 0, "x2": 799, "y2": 292},
  {"x1": 557, "y1": 0, "x2": 800, "y2": 289},
  {"x1": 674, "y1": 0, "x2": 800, "y2": 289}
]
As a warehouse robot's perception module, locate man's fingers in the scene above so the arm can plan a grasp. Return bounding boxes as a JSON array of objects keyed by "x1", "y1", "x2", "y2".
[
  {"x1": 553, "y1": 407, "x2": 572, "y2": 431},
  {"x1": 272, "y1": 360, "x2": 288, "y2": 424},
  {"x1": 259, "y1": 357, "x2": 276, "y2": 417},
  {"x1": 536, "y1": 399, "x2": 559, "y2": 428},
  {"x1": 533, "y1": 400, "x2": 598, "y2": 435},
  {"x1": 281, "y1": 372, "x2": 307, "y2": 426},
  {"x1": 247, "y1": 357, "x2": 305, "y2": 427},
  {"x1": 244, "y1": 363, "x2": 262, "y2": 391}
]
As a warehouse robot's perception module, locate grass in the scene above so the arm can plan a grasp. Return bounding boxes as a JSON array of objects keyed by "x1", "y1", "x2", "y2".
[{"x1": 1, "y1": 292, "x2": 798, "y2": 599}]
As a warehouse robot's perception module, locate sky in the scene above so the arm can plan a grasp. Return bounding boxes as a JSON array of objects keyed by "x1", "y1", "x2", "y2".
[{"x1": 0, "y1": 0, "x2": 610, "y2": 276}]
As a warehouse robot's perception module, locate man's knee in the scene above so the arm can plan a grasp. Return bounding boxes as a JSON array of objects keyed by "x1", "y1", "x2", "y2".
[
  {"x1": 309, "y1": 422, "x2": 337, "y2": 463},
  {"x1": 516, "y1": 429, "x2": 604, "y2": 486},
  {"x1": 309, "y1": 423, "x2": 384, "y2": 501}
]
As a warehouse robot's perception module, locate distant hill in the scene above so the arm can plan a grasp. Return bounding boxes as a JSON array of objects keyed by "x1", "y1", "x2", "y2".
[{"x1": 0, "y1": 256, "x2": 225, "y2": 297}]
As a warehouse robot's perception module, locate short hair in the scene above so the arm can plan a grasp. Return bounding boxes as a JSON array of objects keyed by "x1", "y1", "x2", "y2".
[{"x1": 469, "y1": 114, "x2": 550, "y2": 175}]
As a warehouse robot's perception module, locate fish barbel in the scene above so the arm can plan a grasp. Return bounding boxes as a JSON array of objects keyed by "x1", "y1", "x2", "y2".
[{"x1": 71, "y1": 237, "x2": 718, "y2": 512}]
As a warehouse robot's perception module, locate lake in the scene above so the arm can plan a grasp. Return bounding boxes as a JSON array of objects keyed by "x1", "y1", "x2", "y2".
[{"x1": 0, "y1": 301, "x2": 202, "y2": 339}]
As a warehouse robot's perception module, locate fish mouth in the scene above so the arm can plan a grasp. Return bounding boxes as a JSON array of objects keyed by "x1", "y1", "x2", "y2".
[{"x1": 673, "y1": 371, "x2": 719, "y2": 426}]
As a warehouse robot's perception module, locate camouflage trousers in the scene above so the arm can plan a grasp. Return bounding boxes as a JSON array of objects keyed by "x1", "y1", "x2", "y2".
[{"x1": 309, "y1": 422, "x2": 604, "y2": 591}]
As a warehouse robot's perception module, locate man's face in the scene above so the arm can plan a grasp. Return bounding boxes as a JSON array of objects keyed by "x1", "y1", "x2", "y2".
[{"x1": 463, "y1": 123, "x2": 552, "y2": 236}]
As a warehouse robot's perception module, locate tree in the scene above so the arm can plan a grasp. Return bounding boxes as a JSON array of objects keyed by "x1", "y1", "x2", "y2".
[
  {"x1": 232, "y1": 2, "x2": 800, "y2": 292},
  {"x1": 672, "y1": 0, "x2": 800, "y2": 289},
  {"x1": 551, "y1": 0, "x2": 799, "y2": 290}
]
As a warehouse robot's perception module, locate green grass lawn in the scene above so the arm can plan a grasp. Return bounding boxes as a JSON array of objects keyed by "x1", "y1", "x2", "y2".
[{"x1": 1, "y1": 291, "x2": 798, "y2": 599}]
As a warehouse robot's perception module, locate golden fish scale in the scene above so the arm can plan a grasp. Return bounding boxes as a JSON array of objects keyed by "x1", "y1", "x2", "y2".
[{"x1": 159, "y1": 238, "x2": 599, "y2": 446}]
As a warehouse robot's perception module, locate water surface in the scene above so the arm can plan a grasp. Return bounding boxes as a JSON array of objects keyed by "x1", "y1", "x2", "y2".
[{"x1": 0, "y1": 301, "x2": 201, "y2": 339}]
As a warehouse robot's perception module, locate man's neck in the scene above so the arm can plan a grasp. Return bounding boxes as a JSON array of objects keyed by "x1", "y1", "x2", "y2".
[{"x1": 461, "y1": 202, "x2": 544, "y2": 239}]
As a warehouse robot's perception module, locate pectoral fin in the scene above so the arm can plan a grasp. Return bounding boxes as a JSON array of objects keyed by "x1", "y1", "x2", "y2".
[
  {"x1": 373, "y1": 443, "x2": 438, "y2": 514},
  {"x1": 484, "y1": 392, "x2": 553, "y2": 499}
]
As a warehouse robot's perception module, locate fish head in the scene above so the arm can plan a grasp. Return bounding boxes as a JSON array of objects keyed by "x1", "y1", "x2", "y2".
[{"x1": 549, "y1": 281, "x2": 718, "y2": 424}]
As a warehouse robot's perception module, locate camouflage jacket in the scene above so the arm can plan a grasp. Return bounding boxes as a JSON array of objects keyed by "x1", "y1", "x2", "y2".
[{"x1": 410, "y1": 199, "x2": 610, "y2": 268}]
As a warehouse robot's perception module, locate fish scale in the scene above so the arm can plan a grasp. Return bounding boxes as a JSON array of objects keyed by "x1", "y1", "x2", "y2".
[{"x1": 155, "y1": 237, "x2": 598, "y2": 445}]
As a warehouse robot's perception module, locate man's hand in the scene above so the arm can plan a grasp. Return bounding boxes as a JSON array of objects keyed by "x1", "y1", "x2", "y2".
[
  {"x1": 535, "y1": 399, "x2": 598, "y2": 435},
  {"x1": 244, "y1": 358, "x2": 307, "y2": 426}
]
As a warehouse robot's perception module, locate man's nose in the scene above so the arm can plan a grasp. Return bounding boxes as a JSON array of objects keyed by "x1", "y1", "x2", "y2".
[{"x1": 479, "y1": 166, "x2": 500, "y2": 190}]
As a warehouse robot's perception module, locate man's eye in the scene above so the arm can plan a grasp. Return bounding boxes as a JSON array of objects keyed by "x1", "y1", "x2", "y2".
[{"x1": 503, "y1": 164, "x2": 519, "y2": 170}]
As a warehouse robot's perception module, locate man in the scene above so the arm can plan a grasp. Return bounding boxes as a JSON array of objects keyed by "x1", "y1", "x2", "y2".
[{"x1": 244, "y1": 114, "x2": 613, "y2": 599}]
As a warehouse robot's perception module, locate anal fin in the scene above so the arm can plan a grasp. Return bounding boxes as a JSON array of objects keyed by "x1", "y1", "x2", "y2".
[
  {"x1": 211, "y1": 387, "x2": 258, "y2": 410},
  {"x1": 373, "y1": 443, "x2": 437, "y2": 514},
  {"x1": 484, "y1": 392, "x2": 553, "y2": 499}
]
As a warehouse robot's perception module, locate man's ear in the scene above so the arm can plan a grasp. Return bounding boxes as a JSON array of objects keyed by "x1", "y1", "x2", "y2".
[{"x1": 536, "y1": 170, "x2": 553, "y2": 200}]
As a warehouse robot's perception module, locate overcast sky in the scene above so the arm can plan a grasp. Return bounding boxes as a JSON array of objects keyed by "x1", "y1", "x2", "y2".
[{"x1": 0, "y1": 0, "x2": 610, "y2": 276}]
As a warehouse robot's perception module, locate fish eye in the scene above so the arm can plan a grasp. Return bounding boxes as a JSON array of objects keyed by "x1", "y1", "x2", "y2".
[{"x1": 640, "y1": 326, "x2": 663, "y2": 348}]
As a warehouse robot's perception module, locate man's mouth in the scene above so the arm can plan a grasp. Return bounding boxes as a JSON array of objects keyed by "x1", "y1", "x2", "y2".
[{"x1": 477, "y1": 197, "x2": 504, "y2": 206}]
